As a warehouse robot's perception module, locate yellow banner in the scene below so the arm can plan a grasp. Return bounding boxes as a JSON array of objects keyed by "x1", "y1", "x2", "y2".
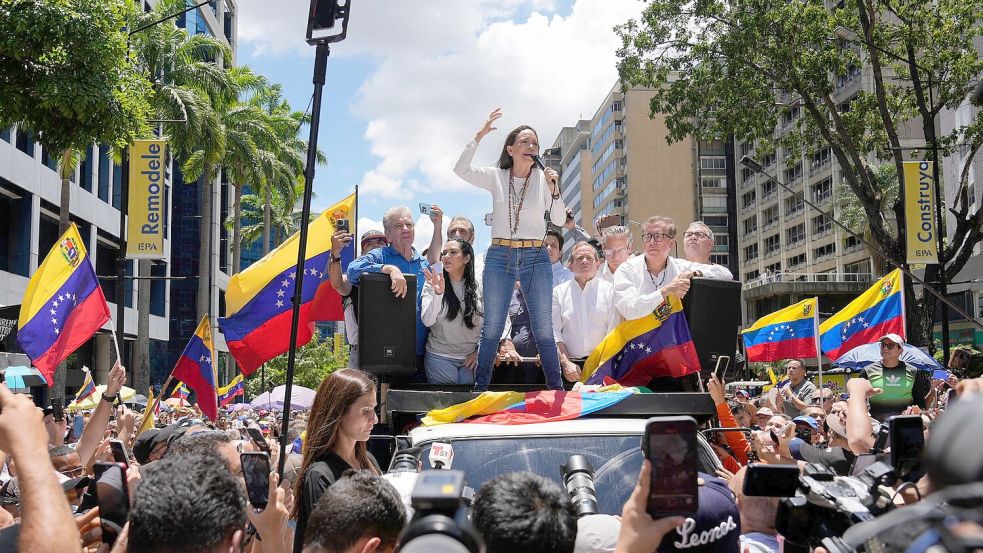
[
  {"x1": 126, "y1": 140, "x2": 167, "y2": 259},
  {"x1": 334, "y1": 332, "x2": 344, "y2": 353},
  {"x1": 903, "y1": 161, "x2": 938, "y2": 264}
]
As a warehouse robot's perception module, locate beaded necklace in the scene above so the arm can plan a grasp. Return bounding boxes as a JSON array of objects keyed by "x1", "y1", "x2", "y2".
[{"x1": 507, "y1": 167, "x2": 532, "y2": 236}]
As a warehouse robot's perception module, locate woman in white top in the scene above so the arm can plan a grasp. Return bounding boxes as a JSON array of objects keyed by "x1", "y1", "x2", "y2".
[
  {"x1": 421, "y1": 239, "x2": 484, "y2": 385},
  {"x1": 453, "y1": 109, "x2": 567, "y2": 390}
]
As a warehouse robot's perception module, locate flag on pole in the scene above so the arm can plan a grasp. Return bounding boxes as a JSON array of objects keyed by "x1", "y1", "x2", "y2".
[
  {"x1": 74, "y1": 366, "x2": 97, "y2": 402},
  {"x1": 820, "y1": 269, "x2": 905, "y2": 361},
  {"x1": 17, "y1": 223, "x2": 111, "y2": 385},
  {"x1": 170, "y1": 383, "x2": 190, "y2": 400},
  {"x1": 170, "y1": 316, "x2": 218, "y2": 420},
  {"x1": 137, "y1": 388, "x2": 157, "y2": 437},
  {"x1": 741, "y1": 298, "x2": 820, "y2": 362},
  {"x1": 218, "y1": 374, "x2": 245, "y2": 407},
  {"x1": 218, "y1": 193, "x2": 356, "y2": 375}
]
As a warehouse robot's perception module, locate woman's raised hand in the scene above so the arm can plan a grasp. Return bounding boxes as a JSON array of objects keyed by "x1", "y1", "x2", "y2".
[
  {"x1": 423, "y1": 266, "x2": 445, "y2": 295},
  {"x1": 475, "y1": 108, "x2": 502, "y2": 142}
]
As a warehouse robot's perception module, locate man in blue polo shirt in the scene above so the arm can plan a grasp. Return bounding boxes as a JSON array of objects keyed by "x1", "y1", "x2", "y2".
[{"x1": 347, "y1": 205, "x2": 430, "y2": 375}]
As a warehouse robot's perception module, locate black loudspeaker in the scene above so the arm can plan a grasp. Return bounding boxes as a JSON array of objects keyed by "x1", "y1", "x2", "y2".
[
  {"x1": 683, "y1": 277, "x2": 742, "y2": 377},
  {"x1": 357, "y1": 272, "x2": 416, "y2": 375}
]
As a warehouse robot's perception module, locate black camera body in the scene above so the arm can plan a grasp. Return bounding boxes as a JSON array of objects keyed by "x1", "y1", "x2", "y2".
[{"x1": 397, "y1": 470, "x2": 484, "y2": 553}]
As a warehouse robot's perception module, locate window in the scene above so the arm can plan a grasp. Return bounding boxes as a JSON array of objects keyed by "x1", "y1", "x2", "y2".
[
  {"x1": 742, "y1": 168, "x2": 754, "y2": 184},
  {"x1": 813, "y1": 242, "x2": 836, "y2": 259},
  {"x1": 765, "y1": 262, "x2": 782, "y2": 273},
  {"x1": 745, "y1": 243, "x2": 759, "y2": 261},
  {"x1": 704, "y1": 216, "x2": 728, "y2": 227},
  {"x1": 763, "y1": 206, "x2": 779, "y2": 228},
  {"x1": 80, "y1": 145, "x2": 94, "y2": 192},
  {"x1": 0, "y1": 127, "x2": 10, "y2": 142},
  {"x1": 743, "y1": 216, "x2": 758, "y2": 235},
  {"x1": 784, "y1": 162, "x2": 803, "y2": 183},
  {"x1": 812, "y1": 214, "x2": 832, "y2": 235},
  {"x1": 811, "y1": 148, "x2": 831, "y2": 172},
  {"x1": 787, "y1": 253, "x2": 806, "y2": 268},
  {"x1": 742, "y1": 190, "x2": 756, "y2": 209},
  {"x1": 710, "y1": 254, "x2": 729, "y2": 265},
  {"x1": 701, "y1": 177, "x2": 726, "y2": 189},
  {"x1": 785, "y1": 195, "x2": 804, "y2": 216},
  {"x1": 843, "y1": 235, "x2": 861, "y2": 251},
  {"x1": 977, "y1": 294, "x2": 983, "y2": 318},
  {"x1": 845, "y1": 260, "x2": 870, "y2": 275},
  {"x1": 701, "y1": 158, "x2": 727, "y2": 171},
  {"x1": 15, "y1": 127, "x2": 34, "y2": 157},
  {"x1": 745, "y1": 270, "x2": 760, "y2": 281},
  {"x1": 764, "y1": 234, "x2": 781, "y2": 255},
  {"x1": 812, "y1": 177, "x2": 833, "y2": 203},
  {"x1": 762, "y1": 179, "x2": 777, "y2": 198},
  {"x1": 786, "y1": 223, "x2": 805, "y2": 245},
  {"x1": 715, "y1": 234, "x2": 729, "y2": 247},
  {"x1": 762, "y1": 152, "x2": 776, "y2": 167},
  {"x1": 98, "y1": 145, "x2": 111, "y2": 203},
  {"x1": 702, "y1": 196, "x2": 727, "y2": 212}
]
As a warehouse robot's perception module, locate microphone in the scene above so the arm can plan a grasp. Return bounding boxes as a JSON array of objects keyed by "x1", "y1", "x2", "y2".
[
  {"x1": 428, "y1": 442, "x2": 454, "y2": 469},
  {"x1": 530, "y1": 154, "x2": 558, "y2": 186}
]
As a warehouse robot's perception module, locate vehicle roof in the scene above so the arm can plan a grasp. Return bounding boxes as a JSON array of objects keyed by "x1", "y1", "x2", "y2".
[{"x1": 409, "y1": 418, "x2": 649, "y2": 445}]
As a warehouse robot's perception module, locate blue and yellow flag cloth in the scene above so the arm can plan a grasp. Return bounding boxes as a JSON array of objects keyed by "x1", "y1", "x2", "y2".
[
  {"x1": 820, "y1": 269, "x2": 905, "y2": 361},
  {"x1": 171, "y1": 316, "x2": 218, "y2": 420},
  {"x1": 218, "y1": 374, "x2": 245, "y2": 407},
  {"x1": 741, "y1": 298, "x2": 820, "y2": 362}
]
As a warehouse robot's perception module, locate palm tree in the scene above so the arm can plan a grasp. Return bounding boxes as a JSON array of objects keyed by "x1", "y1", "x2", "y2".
[
  {"x1": 126, "y1": 0, "x2": 234, "y2": 392},
  {"x1": 235, "y1": 181, "x2": 305, "y2": 250}
]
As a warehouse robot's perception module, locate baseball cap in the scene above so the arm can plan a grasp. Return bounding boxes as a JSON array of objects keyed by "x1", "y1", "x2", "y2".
[
  {"x1": 360, "y1": 229, "x2": 386, "y2": 246},
  {"x1": 657, "y1": 474, "x2": 741, "y2": 553},
  {"x1": 735, "y1": 389, "x2": 750, "y2": 399},
  {"x1": 788, "y1": 439, "x2": 855, "y2": 475},
  {"x1": 878, "y1": 334, "x2": 904, "y2": 346},
  {"x1": 793, "y1": 415, "x2": 819, "y2": 430},
  {"x1": 755, "y1": 407, "x2": 774, "y2": 418},
  {"x1": 56, "y1": 471, "x2": 92, "y2": 493},
  {"x1": 574, "y1": 514, "x2": 621, "y2": 553}
]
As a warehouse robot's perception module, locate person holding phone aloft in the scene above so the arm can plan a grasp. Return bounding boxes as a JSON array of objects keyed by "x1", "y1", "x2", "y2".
[{"x1": 453, "y1": 108, "x2": 567, "y2": 391}]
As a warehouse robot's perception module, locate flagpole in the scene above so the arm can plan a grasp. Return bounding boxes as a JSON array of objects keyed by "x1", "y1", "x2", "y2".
[
  {"x1": 813, "y1": 297, "x2": 823, "y2": 393},
  {"x1": 109, "y1": 326, "x2": 123, "y2": 369}
]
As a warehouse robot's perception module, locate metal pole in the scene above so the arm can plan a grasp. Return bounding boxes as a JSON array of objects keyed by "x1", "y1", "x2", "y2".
[
  {"x1": 278, "y1": 42, "x2": 330, "y2": 478},
  {"x1": 928, "y1": 73, "x2": 951, "y2": 362},
  {"x1": 116, "y1": 149, "x2": 129, "y2": 371}
]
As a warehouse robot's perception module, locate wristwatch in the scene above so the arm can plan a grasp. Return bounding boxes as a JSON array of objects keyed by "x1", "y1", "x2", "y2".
[{"x1": 329, "y1": 254, "x2": 343, "y2": 264}]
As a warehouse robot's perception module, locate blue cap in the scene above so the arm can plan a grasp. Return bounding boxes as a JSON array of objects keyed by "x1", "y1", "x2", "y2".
[
  {"x1": 793, "y1": 415, "x2": 818, "y2": 430},
  {"x1": 657, "y1": 474, "x2": 741, "y2": 553}
]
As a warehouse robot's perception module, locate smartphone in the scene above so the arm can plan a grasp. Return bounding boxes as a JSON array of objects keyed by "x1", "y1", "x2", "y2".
[
  {"x1": 642, "y1": 416, "x2": 699, "y2": 518},
  {"x1": 93, "y1": 462, "x2": 129, "y2": 545},
  {"x1": 52, "y1": 402, "x2": 65, "y2": 423},
  {"x1": 713, "y1": 356, "x2": 731, "y2": 380},
  {"x1": 419, "y1": 203, "x2": 433, "y2": 217},
  {"x1": 241, "y1": 452, "x2": 271, "y2": 510},
  {"x1": 336, "y1": 218, "x2": 350, "y2": 233},
  {"x1": 109, "y1": 439, "x2": 128, "y2": 466},
  {"x1": 72, "y1": 414, "x2": 85, "y2": 439},
  {"x1": 770, "y1": 421, "x2": 795, "y2": 444},
  {"x1": 931, "y1": 369, "x2": 950, "y2": 381},
  {"x1": 888, "y1": 415, "x2": 925, "y2": 481},
  {"x1": 742, "y1": 463, "x2": 799, "y2": 497},
  {"x1": 246, "y1": 427, "x2": 270, "y2": 454},
  {"x1": 484, "y1": 213, "x2": 493, "y2": 226}
]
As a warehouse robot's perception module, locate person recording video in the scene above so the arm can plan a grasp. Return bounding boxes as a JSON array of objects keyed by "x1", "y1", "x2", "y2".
[{"x1": 453, "y1": 108, "x2": 567, "y2": 391}]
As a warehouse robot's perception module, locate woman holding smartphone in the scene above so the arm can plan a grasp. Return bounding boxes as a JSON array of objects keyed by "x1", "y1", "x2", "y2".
[
  {"x1": 453, "y1": 108, "x2": 567, "y2": 391},
  {"x1": 291, "y1": 369, "x2": 380, "y2": 553},
  {"x1": 421, "y1": 239, "x2": 484, "y2": 384}
]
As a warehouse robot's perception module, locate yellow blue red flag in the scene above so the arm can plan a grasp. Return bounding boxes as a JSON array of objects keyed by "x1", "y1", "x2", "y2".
[
  {"x1": 17, "y1": 223, "x2": 111, "y2": 385},
  {"x1": 820, "y1": 269, "x2": 905, "y2": 361},
  {"x1": 170, "y1": 317, "x2": 218, "y2": 420},
  {"x1": 741, "y1": 298, "x2": 820, "y2": 362},
  {"x1": 218, "y1": 374, "x2": 245, "y2": 407}
]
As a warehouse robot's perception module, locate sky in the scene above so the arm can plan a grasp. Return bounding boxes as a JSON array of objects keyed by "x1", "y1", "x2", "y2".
[{"x1": 234, "y1": 0, "x2": 647, "y2": 255}]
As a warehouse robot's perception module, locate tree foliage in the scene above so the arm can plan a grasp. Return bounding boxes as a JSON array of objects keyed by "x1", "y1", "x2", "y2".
[
  {"x1": 244, "y1": 331, "x2": 348, "y2": 398},
  {"x1": 0, "y1": 0, "x2": 151, "y2": 153},
  {"x1": 616, "y1": 0, "x2": 983, "y2": 346}
]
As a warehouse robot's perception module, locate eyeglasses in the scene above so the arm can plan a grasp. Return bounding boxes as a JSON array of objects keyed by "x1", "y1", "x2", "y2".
[
  {"x1": 880, "y1": 342, "x2": 899, "y2": 349},
  {"x1": 684, "y1": 231, "x2": 710, "y2": 240},
  {"x1": 641, "y1": 232, "x2": 673, "y2": 243},
  {"x1": 603, "y1": 247, "x2": 630, "y2": 256}
]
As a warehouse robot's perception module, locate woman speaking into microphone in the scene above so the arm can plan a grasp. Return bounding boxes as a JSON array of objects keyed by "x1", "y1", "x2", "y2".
[{"x1": 453, "y1": 108, "x2": 567, "y2": 391}]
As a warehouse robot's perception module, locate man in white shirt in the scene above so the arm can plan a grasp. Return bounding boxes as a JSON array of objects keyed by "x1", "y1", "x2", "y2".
[
  {"x1": 545, "y1": 228, "x2": 573, "y2": 287},
  {"x1": 553, "y1": 242, "x2": 621, "y2": 382},
  {"x1": 613, "y1": 216, "x2": 732, "y2": 322},
  {"x1": 597, "y1": 225, "x2": 633, "y2": 282},
  {"x1": 682, "y1": 221, "x2": 734, "y2": 279}
]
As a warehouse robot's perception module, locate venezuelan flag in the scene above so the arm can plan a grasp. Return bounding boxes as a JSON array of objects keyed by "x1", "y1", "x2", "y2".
[
  {"x1": 170, "y1": 383, "x2": 190, "y2": 400},
  {"x1": 74, "y1": 367, "x2": 97, "y2": 402},
  {"x1": 218, "y1": 193, "x2": 355, "y2": 375},
  {"x1": 741, "y1": 298, "x2": 820, "y2": 362},
  {"x1": 17, "y1": 223, "x2": 111, "y2": 385},
  {"x1": 421, "y1": 390, "x2": 634, "y2": 426},
  {"x1": 218, "y1": 374, "x2": 245, "y2": 407},
  {"x1": 580, "y1": 296, "x2": 701, "y2": 386},
  {"x1": 820, "y1": 269, "x2": 905, "y2": 361},
  {"x1": 170, "y1": 317, "x2": 218, "y2": 420}
]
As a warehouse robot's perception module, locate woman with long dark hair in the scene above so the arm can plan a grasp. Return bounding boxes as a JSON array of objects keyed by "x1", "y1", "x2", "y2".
[
  {"x1": 453, "y1": 109, "x2": 567, "y2": 391},
  {"x1": 421, "y1": 238, "x2": 484, "y2": 384},
  {"x1": 291, "y1": 368, "x2": 379, "y2": 553}
]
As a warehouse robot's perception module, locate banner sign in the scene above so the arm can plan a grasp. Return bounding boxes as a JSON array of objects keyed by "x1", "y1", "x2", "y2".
[
  {"x1": 903, "y1": 161, "x2": 939, "y2": 264},
  {"x1": 126, "y1": 140, "x2": 167, "y2": 259}
]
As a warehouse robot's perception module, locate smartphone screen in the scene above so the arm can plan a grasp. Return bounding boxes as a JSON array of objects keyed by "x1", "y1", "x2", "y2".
[
  {"x1": 52, "y1": 403, "x2": 65, "y2": 422},
  {"x1": 94, "y1": 462, "x2": 129, "y2": 545},
  {"x1": 247, "y1": 427, "x2": 270, "y2": 453},
  {"x1": 643, "y1": 416, "x2": 699, "y2": 518},
  {"x1": 889, "y1": 415, "x2": 924, "y2": 481},
  {"x1": 241, "y1": 452, "x2": 271, "y2": 510},
  {"x1": 109, "y1": 440, "x2": 128, "y2": 466},
  {"x1": 742, "y1": 463, "x2": 799, "y2": 497}
]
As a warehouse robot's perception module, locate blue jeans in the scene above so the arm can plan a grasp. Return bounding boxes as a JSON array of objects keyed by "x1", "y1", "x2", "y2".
[
  {"x1": 475, "y1": 245, "x2": 562, "y2": 390},
  {"x1": 425, "y1": 351, "x2": 475, "y2": 385}
]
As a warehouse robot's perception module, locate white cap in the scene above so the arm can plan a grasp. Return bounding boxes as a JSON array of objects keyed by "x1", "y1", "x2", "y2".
[
  {"x1": 574, "y1": 514, "x2": 621, "y2": 553},
  {"x1": 878, "y1": 334, "x2": 905, "y2": 346}
]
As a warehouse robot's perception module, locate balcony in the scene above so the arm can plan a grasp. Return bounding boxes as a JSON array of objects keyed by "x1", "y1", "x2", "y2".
[{"x1": 742, "y1": 271, "x2": 874, "y2": 300}]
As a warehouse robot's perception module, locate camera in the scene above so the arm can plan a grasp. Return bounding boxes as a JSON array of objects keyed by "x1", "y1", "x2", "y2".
[
  {"x1": 561, "y1": 454, "x2": 599, "y2": 518},
  {"x1": 398, "y1": 470, "x2": 484, "y2": 553}
]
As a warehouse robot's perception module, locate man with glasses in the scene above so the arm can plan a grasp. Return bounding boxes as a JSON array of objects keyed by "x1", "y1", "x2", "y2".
[
  {"x1": 776, "y1": 359, "x2": 817, "y2": 418},
  {"x1": 552, "y1": 242, "x2": 621, "y2": 382},
  {"x1": 597, "y1": 225, "x2": 633, "y2": 282},
  {"x1": 857, "y1": 334, "x2": 934, "y2": 420},
  {"x1": 682, "y1": 221, "x2": 734, "y2": 279},
  {"x1": 613, "y1": 216, "x2": 731, "y2": 322}
]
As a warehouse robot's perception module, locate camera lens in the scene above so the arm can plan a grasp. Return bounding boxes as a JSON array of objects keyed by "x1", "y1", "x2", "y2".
[
  {"x1": 390, "y1": 448, "x2": 422, "y2": 473},
  {"x1": 561, "y1": 455, "x2": 598, "y2": 518}
]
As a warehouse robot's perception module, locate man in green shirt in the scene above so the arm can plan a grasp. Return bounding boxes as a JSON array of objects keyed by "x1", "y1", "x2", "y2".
[{"x1": 858, "y1": 334, "x2": 933, "y2": 420}]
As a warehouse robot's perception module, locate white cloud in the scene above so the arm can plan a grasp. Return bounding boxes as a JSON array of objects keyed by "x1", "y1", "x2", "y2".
[{"x1": 236, "y1": 0, "x2": 644, "y2": 199}]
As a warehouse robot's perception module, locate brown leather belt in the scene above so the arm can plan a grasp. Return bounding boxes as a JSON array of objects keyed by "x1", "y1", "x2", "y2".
[{"x1": 491, "y1": 238, "x2": 543, "y2": 248}]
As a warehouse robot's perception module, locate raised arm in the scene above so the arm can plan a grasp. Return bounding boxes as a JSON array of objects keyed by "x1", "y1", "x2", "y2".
[
  {"x1": 426, "y1": 205, "x2": 444, "y2": 265},
  {"x1": 76, "y1": 361, "x2": 126, "y2": 466},
  {"x1": 453, "y1": 109, "x2": 503, "y2": 190},
  {"x1": 328, "y1": 230, "x2": 353, "y2": 296}
]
